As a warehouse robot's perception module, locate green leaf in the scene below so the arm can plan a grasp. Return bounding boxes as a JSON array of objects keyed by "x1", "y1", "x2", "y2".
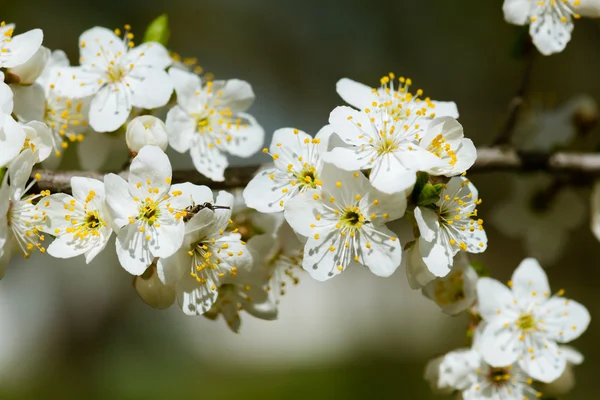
[
  {"x1": 0, "y1": 167, "x2": 5, "y2": 185},
  {"x1": 469, "y1": 261, "x2": 490, "y2": 278},
  {"x1": 143, "y1": 14, "x2": 170, "y2": 46},
  {"x1": 416, "y1": 183, "x2": 442, "y2": 207},
  {"x1": 411, "y1": 172, "x2": 429, "y2": 204}
]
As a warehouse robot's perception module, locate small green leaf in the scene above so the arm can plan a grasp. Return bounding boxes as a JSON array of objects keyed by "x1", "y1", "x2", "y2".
[
  {"x1": 0, "y1": 167, "x2": 5, "y2": 185},
  {"x1": 469, "y1": 261, "x2": 490, "y2": 278},
  {"x1": 411, "y1": 172, "x2": 430, "y2": 204},
  {"x1": 416, "y1": 183, "x2": 442, "y2": 206},
  {"x1": 143, "y1": 14, "x2": 170, "y2": 46}
]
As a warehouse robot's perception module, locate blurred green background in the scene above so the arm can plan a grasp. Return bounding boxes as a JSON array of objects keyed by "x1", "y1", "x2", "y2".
[{"x1": 3, "y1": 0, "x2": 600, "y2": 399}]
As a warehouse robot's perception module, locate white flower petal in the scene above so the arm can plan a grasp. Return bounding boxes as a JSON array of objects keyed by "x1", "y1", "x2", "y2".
[
  {"x1": 168, "y1": 182, "x2": 214, "y2": 211},
  {"x1": 430, "y1": 101, "x2": 460, "y2": 119},
  {"x1": 150, "y1": 221, "x2": 185, "y2": 259},
  {"x1": 328, "y1": 105, "x2": 377, "y2": 145},
  {"x1": 503, "y1": 0, "x2": 532, "y2": 25},
  {"x1": 47, "y1": 233, "x2": 91, "y2": 259},
  {"x1": 414, "y1": 206, "x2": 439, "y2": 242},
  {"x1": 357, "y1": 225, "x2": 401, "y2": 277},
  {"x1": 540, "y1": 297, "x2": 590, "y2": 343},
  {"x1": 370, "y1": 153, "x2": 416, "y2": 194},
  {"x1": 176, "y1": 273, "x2": 219, "y2": 315},
  {"x1": 284, "y1": 189, "x2": 334, "y2": 237},
  {"x1": 168, "y1": 68, "x2": 203, "y2": 112},
  {"x1": 519, "y1": 335, "x2": 567, "y2": 383},
  {"x1": 116, "y1": 223, "x2": 154, "y2": 275},
  {"x1": 10, "y1": 83, "x2": 45, "y2": 122},
  {"x1": 88, "y1": 83, "x2": 132, "y2": 132},
  {"x1": 243, "y1": 169, "x2": 291, "y2": 213},
  {"x1": 530, "y1": 13, "x2": 573, "y2": 56},
  {"x1": 322, "y1": 146, "x2": 375, "y2": 171},
  {"x1": 104, "y1": 173, "x2": 138, "y2": 229},
  {"x1": 477, "y1": 277, "x2": 518, "y2": 321},
  {"x1": 404, "y1": 241, "x2": 436, "y2": 290},
  {"x1": 1, "y1": 29, "x2": 43, "y2": 68},
  {"x1": 157, "y1": 247, "x2": 189, "y2": 285},
  {"x1": 511, "y1": 257, "x2": 551, "y2": 302},
  {"x1": 0, "y1": 116, "x2": 26, "y2": 168},
  {"x1": 335, "y1": 78, "x2": 375, "y2": 110},
  {"x1": 165, "y1": 106, "x2": 196, "y2": 153},
  {"x1": 214, "y1": 79, "x2": 255, "y2": 113},
  {"x1": 79, "y1": 27, "x2": 125, "y2": 68},
  {"x1": 224, "y1": 112, "x2": 264, "y2": 158},
  {"x1": 128, "y1": 145, "x2": 172, "y2": 201},
  {"x1": 126, "y1": 42, "x2": 172, "y2": 70},
  {"x1": 301, "y1": 235, "x2": 346, "y2": 281},
  {"x1": 126, "y1": 67, "x2": 173, "y2": 109},
  {"x1": 189, "y1": 139, "x2": 228, "y2": 182},
  {"x1": 480, "y1": 320, "x2": 523, "y2": 367},
  {"x1": 8, "y1": 148, "x2": 35, "y2": 193},
  {"x1": 419, "y1": 238, "x2": 452, "y2": 278}
]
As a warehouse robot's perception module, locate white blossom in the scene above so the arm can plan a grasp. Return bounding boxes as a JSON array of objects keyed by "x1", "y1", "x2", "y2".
[
  {"x1": 157, "y1": 190, "x2": 254, "y2": 316},
  {"x1": 0, "y1": 22, "x2": 43, "y2": 69},
  {"x1": 165, "y1": 68, "x2": 264, "y2": 182},
  {"x1": 477, "y1": 258, "x2": 590, "y2": 383},
  {"x1": 491, "y1": 174, "x2": 584, "y2": 265},
  {"x1": 503, "y1": 0, "x2": 600, "y2": 55},
  {"x1": 39, "y1": 177, "x2": 113, "y2": 263},
  {"x1": 0, "y1": 150, "x2": 49, "y2": 278},
  {"x1": 104, "y1": 145, "x2": 186, "y2": 275},
  {"x1": 21, "y1": 121, "x2": 54, "y2": 163},
  {"x1": 11, "y1": 49, "x2": 89, "y2": 159},
  {"x1": 243, "y1": 126, "x2": 332, "y2": 213},
  {"x1": 336, "y1": 75, "x2": 459, "y2": 121},
  {"x1": 411, "y1": 177, "x2": 487, "y2": 281},
  {"x1": 125, "y1": 115, "x2": 169, "y2": 153},
  {"x1": 55, "y1": 26, "x2": 173, "y2": 132},
  {"x1": 284, "y1": 164, "x2": 405, "y2": 281},
  {"x1": 324, "y1": 105, "x2": 455, "y2": 194}
]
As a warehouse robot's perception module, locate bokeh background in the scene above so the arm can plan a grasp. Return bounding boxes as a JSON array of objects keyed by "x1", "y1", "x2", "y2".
[{"x1": 3, "y1": 0, "x2": 600, "y2": 398}]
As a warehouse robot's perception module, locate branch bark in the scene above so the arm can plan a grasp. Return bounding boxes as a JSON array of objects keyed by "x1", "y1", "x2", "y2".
[{"x1": 31, "y1": 147, "x2": 600, "y2": 193}]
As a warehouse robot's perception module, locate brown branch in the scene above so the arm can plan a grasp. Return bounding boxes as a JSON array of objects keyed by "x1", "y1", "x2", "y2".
[{"x1": 31, "y1": 147, "x2": 600, "y2": 193}]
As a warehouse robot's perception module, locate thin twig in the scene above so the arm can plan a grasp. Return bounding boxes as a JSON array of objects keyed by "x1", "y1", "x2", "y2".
[
  {"x1": 493, "y1": 42, "x2": 536, "y2": 146},
  {"x1": 31, "y1": 147, "x2": 600, "y2": 193}
]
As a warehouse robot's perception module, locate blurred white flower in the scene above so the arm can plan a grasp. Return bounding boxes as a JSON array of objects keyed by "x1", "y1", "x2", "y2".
[
  {"x1": 422, "y1": 253, "x2": 478, "y2": 315},
  {"x1": 104, "y1": 146, "x2": 185, "y2": 275},
  {"x1": 40, "y1": 177, "x2": 113, "y2": 263},
  {"x1": 0, "y1": 22, "x2": 43, "y2": 69},
  {"x1": 513, "y1": 95, "x2": 598, "y2": 152},
  {"x1": 126, "y1": 115, "x2": 169, "y2": 153},
  {"x1": 55, "y1": 26, "x2": 173, "y2": 132},
  {"x1": 491, "y1": 174, "x2": 585, "y2": 265},
  {"x1": 11, "y1": 49, "x2": 89, "y2": 160},
  {"x1": 165, "y1": 68, "x2": 264, "y2": 181},
  {"x1": 243, "y1": 126, "x2": 331, "y2": 213},
  {"x1": 503, "y1": 0, "x2": 600, "y2": 55},
  {"x1": 477, "y1": 258, "x2": 590, "y2": 383},
  {"x1": 284, "y1": 164, "x2": 405, "y2": 281},
  {"x1": 411, "y1": 177, "x2": 486, "y2": 282}
]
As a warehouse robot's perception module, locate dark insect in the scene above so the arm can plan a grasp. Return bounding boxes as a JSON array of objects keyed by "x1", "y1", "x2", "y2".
[{"x1": 183, "y1": 201, "x2": 230, "y2": 223}]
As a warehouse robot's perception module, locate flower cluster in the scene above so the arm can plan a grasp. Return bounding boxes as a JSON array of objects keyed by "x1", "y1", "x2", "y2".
[
  {"x1": 0, "y1": 15, "x2": 594, "y2": 398},
  {"x1": 425, "y1": 258, "x2": 590, "y2": 399}
]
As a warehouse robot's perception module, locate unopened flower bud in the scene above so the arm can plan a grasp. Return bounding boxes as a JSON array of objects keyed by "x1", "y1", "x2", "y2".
[
  {"x1": 125, "y1": 115, "x2": 169, "y2": 153},
  {"x1": 133, "y1": 263, "x2": 176, "y2": 310},
  {"x1": 6, "y1": 46, "x2": 50, "y2": 85}
]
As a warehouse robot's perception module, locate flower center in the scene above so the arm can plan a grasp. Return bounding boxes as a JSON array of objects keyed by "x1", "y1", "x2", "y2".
[
  {"x1": 488, "y1": 367, "x2": 511, "y2": 385},
  {"x1": 84, "y1": 211, "x2": 101, "y2": 231},
  {"x1": 139, "y1": 199, "x2": 160, "y2": 225},
  {"x1": 427, "y1": 134, "x2": 457, "y2": 166},
  {"x1": 517, "y1": 313, "x2": 536, "y2": 331},
  {"x1": 340, "y1": 207, "x2": 365, "y2": 230},
  {"x1": 295, "y1": 166, "x2": 319, "y2": 189},
  {"x1": 376, "y1": 136, "x2": 399, "y2": 155},
  {"x1": 107, "y1": 65, "x2": 126, "y2": 82}
]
